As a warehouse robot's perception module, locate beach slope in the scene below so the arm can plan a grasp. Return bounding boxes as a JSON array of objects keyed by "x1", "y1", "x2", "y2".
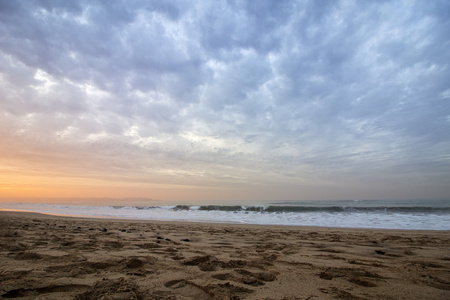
[{"x1": 0, "y1": 211, "x2": 449, "y2": 299}]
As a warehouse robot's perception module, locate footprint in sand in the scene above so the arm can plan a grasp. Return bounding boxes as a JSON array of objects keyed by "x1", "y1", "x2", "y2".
[
  {"x1": 164, "y1": 279, "x2": 210, "y2": 300},
  {"x1": 212, "y1": 269, "x2": 278, "y2": 286},
  {"x1": 164, "y1": 279, "x2": 254, "y2": 299},
  {"x1": 318, "y1": 267, "x2": 382, "y2": 287}
]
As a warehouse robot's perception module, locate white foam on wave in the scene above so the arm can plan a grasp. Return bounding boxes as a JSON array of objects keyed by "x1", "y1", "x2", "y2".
[{"x1": 1, "y1": 202, "x2": 449, "y2": 230}]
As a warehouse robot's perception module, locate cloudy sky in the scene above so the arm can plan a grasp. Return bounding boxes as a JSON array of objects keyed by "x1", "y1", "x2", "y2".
[{"x1": 0, "y1": 0, "x2": 449, "y2": 203}]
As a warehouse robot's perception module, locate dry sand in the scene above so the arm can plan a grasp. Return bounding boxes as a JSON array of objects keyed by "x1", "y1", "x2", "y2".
[{"x1": 0, "y1": 211, "x2": 449, "y2": 299}]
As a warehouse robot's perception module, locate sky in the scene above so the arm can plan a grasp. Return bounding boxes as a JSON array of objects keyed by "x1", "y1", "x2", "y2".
[{"x1": 0, "y1": 0, "x2": 449, "y2": 203}]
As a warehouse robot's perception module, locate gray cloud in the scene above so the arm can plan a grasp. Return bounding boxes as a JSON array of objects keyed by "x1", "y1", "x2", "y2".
[{"x1": 1, "y1": 0, "x2": 449, "y2": 199}]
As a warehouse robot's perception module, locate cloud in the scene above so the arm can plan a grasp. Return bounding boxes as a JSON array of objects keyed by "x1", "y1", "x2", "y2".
[{"x1": 0, "y1": 0, "x2": 449, "y2": 199}]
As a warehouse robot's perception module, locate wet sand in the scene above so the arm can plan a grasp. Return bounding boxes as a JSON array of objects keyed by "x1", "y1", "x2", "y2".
[{"x1": 0, "y1": 211, "x2": 449, "y2": 299}]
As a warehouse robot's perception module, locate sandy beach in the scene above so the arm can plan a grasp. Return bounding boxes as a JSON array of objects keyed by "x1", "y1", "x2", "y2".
[{"x1": 0, "y1": 211, "x2": 449, "y2": 299}]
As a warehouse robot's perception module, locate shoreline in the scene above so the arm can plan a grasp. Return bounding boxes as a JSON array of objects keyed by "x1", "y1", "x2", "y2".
[
  {"x1": 1, "y1": 211, "x2": 449, "y2": 299},
  {"x1": 1, "y1": 208, "x2": 448, "y2": 232}
]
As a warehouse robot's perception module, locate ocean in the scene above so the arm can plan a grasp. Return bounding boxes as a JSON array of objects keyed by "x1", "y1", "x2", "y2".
[{"x1": 1, "y1": 199, "x2": 449, "y2": 230}]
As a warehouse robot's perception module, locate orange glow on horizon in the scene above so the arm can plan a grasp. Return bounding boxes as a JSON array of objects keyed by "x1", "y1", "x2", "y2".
[{"x1": 0, "y1": 172, "x2": 237, "y2": 202}]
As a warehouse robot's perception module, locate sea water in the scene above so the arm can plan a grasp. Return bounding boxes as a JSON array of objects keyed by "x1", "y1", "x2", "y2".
[{"x1": 1, "y1": 199, "x2": 449, "y2": 230}]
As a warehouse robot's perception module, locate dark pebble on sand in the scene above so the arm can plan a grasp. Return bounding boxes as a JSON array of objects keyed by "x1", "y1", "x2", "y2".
[
  {"x1": 375, "y1": 250, "x2": 386, "y2": 255},
  {"x1": 157, "y1": 236, "x2": 164, "y2": 240},
  {"x1": 181, "y1": 239, "x2": 190, "y2": 242}
]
